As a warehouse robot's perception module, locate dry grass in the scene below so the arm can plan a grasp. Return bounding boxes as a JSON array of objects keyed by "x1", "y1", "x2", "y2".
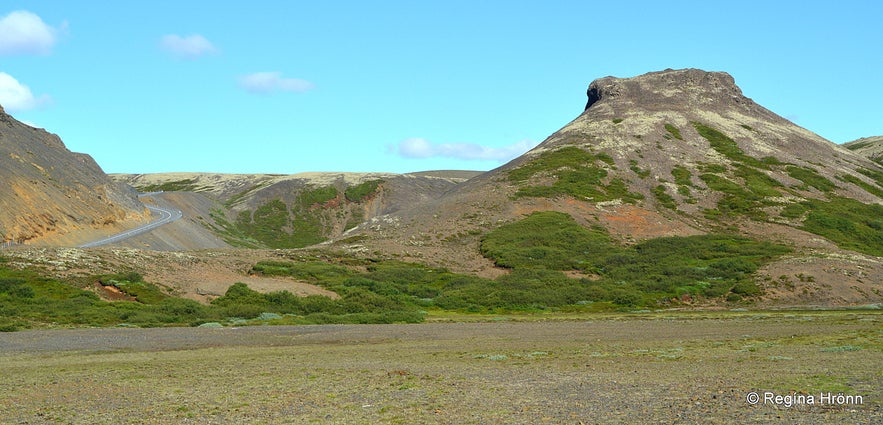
[{"x1": 0, "y1": 311, "x2": 880, "y2": 424}]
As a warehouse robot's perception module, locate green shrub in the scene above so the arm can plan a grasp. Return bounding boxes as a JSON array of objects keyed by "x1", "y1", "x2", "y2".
[
  {"x1": 480, "y1": 211, "x2": 612, "y2": 271},
  {"x1": 731, "y1": 281, "x2": 762, "y2": 296}
]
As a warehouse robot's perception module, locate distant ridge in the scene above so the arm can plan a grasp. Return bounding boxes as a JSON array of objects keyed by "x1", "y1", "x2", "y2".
[{"x1": 844, "y1": 136, "x2": 883, "y2": 166}]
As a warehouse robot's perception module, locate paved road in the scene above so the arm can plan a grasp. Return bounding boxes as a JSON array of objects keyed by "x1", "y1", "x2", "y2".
[{"x1": 78, "y1": 193, "x2": 182, "y2": 248}]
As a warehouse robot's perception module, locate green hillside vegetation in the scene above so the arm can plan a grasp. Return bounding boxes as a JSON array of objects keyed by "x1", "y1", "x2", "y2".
[
  {"x1": 0, "y1": 262, "x2": 210, "y2": 332},
  {"x1": 664, "y1": 123, "x2": 684, "y2": 141},
  {"x1": 509, "y1": 146, "x2": 644, "y2": 203},
  {"x1": 798, "y1": 198, "x2": 883, "y2": 257},
  {"x1": 0, "y1": 210, "x2": 793, "y2": 331},
  {"x1": 345, "y1": 179, "x2": 384, "y2": 202},
  {"x1": 685, "y1": 123, "x2": 883, "y2": 256},
  {"x1": 134, "y1": 178, "x2": 203, "y2": 193},
  {"x1": 212, "y1": 182, "x2": 383, "y2": 249},
  {"x1": 480, "y1": 212, "x2": 790, "y2": 304}
]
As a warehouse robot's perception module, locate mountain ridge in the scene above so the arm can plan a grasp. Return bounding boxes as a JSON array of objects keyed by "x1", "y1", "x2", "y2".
[{"x1": 0, "y1": 104, "x2": 149, "y2": 246}]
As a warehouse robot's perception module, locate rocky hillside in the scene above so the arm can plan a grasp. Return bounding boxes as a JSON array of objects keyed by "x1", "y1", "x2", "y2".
[
  {"x1": 111, "y1": 171, "x2": 479, "y2": 249},
  {"x1": 0, "y1": 105, "x2": 147, "y2": 246},
  {"x1": 844, "y1": 136, "x2": 883, "y2": 166},
  {"x1": 335, "y1": 68, "x2": 882, "y2": 304}
]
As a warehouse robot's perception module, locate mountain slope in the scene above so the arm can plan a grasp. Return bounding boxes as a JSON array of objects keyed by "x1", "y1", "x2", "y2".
[
  {"x1": 0, "y1": 105, "x2": 147, "y2": 246},
  {"x1": 844, "y1": 136, "x2": 883, "y2": 166},
  {"x1": 111, "y1": 171, "x2": 478, "y2": 249},
  {"x1": 334, "y1": 69, "x2": 882, "y2": 304}
]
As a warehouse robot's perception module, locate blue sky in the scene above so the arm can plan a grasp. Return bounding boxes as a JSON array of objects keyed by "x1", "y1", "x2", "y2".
[{"x1": 1, "y1": 1, "x2": 881, "y2": 174}]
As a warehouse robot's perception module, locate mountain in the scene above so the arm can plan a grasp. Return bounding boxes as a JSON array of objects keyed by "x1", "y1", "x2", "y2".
[
  {"x1": 0, "y1": 105, "x2": 147, "y2": 246},
  {"x1": 331, "y1": 68, "x2": 882, "y2": 303},
  {"x1": 844, "y1": 136, "x2": 883, "y2": 167}
]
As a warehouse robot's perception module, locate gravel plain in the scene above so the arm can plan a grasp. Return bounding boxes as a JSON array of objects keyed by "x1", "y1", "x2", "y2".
[{"x1": 1, "y1": 312, "x2": 880, "y2": 424}]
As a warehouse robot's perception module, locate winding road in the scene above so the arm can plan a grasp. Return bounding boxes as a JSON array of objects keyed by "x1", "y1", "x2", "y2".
[{"x1": 78, "y1": 193, "x2": 183, "y2": 248}]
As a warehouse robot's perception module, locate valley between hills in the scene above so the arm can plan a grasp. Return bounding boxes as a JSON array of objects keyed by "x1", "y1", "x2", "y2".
[
  {"x1": 4, "y1": 68, "x2": 881, "y2": 316},
  {"x1": 1, "y1": 68, "x2": 882, "y2": 424}
]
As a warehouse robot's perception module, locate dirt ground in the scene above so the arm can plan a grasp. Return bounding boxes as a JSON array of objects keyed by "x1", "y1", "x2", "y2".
[{"x1": 0, "y1": 312, "x2": 879, "y2": 424}]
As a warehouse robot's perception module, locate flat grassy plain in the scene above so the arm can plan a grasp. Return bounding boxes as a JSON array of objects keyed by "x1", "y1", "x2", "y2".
[{"x1": 0, "y1": 311, "x2": 880, "y2": 424}]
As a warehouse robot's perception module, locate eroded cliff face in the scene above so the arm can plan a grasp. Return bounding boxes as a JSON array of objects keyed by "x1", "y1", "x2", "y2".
[{"x1": 0, "y1": 105, "x2": 147, "y2": 245}]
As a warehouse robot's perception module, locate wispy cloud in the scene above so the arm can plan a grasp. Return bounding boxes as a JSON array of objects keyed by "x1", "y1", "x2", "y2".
[
  {"x1": 392, "y1": 138, "x2": 534, "y2": 162},
  {"x1": 0, "y1": 10, "x2": 62, "y2": 56},
  {"x1": 0, "y1": 72, "x2": 51, "y2": 111},
  {"x1": 159, "y1": 34, "x2": 218, "y2": 59},
  {"x1": 238, "y1": 72, "x2": 315, "y2": 94}
]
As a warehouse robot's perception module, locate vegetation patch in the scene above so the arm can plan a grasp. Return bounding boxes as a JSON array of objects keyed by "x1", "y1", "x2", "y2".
[
  {"x1": 509, "y1": 146, "x2": 643, "y2": 203},
  {"x1": 629, "y1": 160, "x2": 650, "y2": 179},
  {"x1": 214, "y1": 182, "x2": 378, "y2": 249},
  {"x1": 664, "y1": 123, "x2": 683, "y2": 141},
  {"x1": 856, "y1": 167, "x2": 883, "y2": 188},
  {"x1": 479, "y1": 211, "x2": 611, "y2": 271},
  {"x1": 838, "y1": 174, "x2": 883, "y2": 199},
  {"x1": 798, "y1": 197, "x2": 883, "y2": 256},
  {"x1": 135, "y1": 179, "x2": 201, "y2": 193},
  {"x1": 0, "y1": 263, "x2": 208, "y2": 331},
  {"x1": 693, "y1": 122, "x2": 765, "y2": 168},
  {"x1": 671, "y1": 166, "x2": 693, "y2": 187},
  {"x1": 699, "y1": 173, "x2": 768, "y2": 220},
  {"x1": 100, "y1": 272, "x2": 168, "y2": 304},
  {"x1": 652, "y1": 185, "x2": 677, "y2": 209},
  {"x1": 344, "y1": 179, "x2": 383, "y2": 202},
  {"x1": 479, "y1": 212, "x2": 790, "y2": 306},
  {"x1": 785, "y1": 165, "x2": 837, "y2": 192}
]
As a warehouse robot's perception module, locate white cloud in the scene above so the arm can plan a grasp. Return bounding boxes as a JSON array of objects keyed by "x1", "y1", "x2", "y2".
[
  {"x1": 394, "y1": 138, "x2": 534, "y2": 162},
  {"x1": 0, "y1": 10, "x2": 60, "y2": 56},
  {"x1": 159, "y1": 34, "x2": 218, "y2": 59},
  {"x1": 239, "y1": 72, "x2": 315, "y2": 94},
  {"x1": 0, "y1": 72, "x2": 51, "y2": 111}
]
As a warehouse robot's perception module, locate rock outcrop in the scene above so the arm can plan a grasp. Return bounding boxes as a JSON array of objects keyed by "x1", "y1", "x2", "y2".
[{"x1": 0, "y1": 105, "x2": 147, "y2": 245}]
